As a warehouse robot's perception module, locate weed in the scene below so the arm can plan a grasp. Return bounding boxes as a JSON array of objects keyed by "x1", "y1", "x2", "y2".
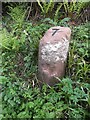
[
  {"x1": 67, "y1": 22, "x2": 90, "y2": 82},
  {"x1": 1, "y1": 3, "x2": 90, "y2": 119}
]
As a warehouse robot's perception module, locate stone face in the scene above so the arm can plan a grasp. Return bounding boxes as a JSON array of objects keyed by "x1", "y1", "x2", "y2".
[{"x1": 38, "y1": 26, "x2": 71, "y2": 86}]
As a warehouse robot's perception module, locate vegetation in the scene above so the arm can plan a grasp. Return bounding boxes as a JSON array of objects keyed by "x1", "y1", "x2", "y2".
[{"x1": 1, "y1": 2, "x2": 90, "y2": 119}]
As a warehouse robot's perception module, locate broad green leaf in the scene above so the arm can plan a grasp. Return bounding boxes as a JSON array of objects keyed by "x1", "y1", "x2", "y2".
[
  {"x1": 46, "y1": 112, "x2": 55, "y2": 118},
  {"x1": 0, "y1": 76, "x2": 8, "y2": 84},
  {"x1": 28, "y1": 102, "x2": 34, "y2": 108}
]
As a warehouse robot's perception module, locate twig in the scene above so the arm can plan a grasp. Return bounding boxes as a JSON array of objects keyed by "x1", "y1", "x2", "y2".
[{"x1": 26, "y1": 3, "x2": 32, "y2": 21}]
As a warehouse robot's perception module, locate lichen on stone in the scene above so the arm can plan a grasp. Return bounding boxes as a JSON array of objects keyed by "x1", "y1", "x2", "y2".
[{"x1": 41, "y1": 37, "x2": 69, "y2": 63}]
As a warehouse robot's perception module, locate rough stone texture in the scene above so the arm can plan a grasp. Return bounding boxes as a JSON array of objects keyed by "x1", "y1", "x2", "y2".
[{"x1": 38, "y1": 26, "x2": 71, "y2": 86}]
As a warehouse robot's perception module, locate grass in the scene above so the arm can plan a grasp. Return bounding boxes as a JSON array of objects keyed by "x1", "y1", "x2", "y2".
[{"x1": 1, "y1": 4, "x2": 90, "y2": 119}]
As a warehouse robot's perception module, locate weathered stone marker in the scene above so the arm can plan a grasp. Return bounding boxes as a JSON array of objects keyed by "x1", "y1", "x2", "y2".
[{"x1": 38, "y1": 26, "x2": 71, "y2": 86}]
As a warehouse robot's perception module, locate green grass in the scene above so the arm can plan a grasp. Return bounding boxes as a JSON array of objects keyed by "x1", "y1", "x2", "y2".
[{"x1": 1, "y1": 4, "x2": 90, "y2": 119}]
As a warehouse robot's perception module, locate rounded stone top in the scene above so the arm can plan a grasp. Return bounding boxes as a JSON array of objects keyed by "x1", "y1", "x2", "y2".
[{"x1": 41, "y1": 26, "x2": 71, "y2": 44}]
